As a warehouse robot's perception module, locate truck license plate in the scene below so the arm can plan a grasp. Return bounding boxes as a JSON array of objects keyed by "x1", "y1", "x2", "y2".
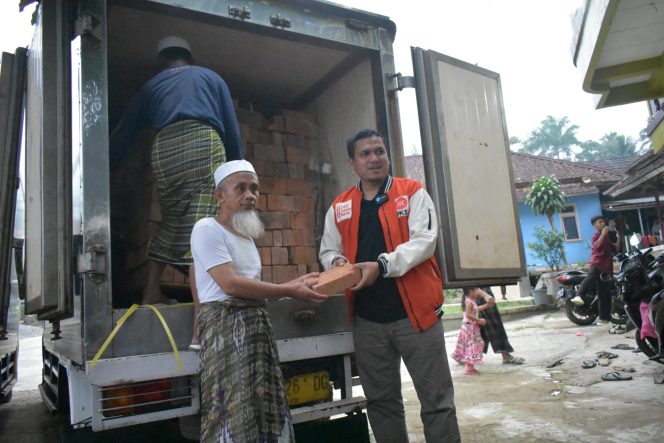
[{"x1": 284, "y1": 371, "x2": 330, "y2": 406}]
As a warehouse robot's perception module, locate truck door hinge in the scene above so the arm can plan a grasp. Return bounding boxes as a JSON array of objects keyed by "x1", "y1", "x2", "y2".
[
  {"x1": 77, "y1": 244, "x2": 106, "y2": 282},
  {"x1": 388, "y1": 73, "x2": 415, "y2": 92},
  {"x1": 75, "y1": 14, "x2": 102, "y2": 42}
]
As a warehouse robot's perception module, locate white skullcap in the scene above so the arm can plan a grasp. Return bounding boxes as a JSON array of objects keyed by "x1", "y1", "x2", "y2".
[
  {"x1": 214, "y1": 160, "x2": 256, "y2": 187},
  {"x1": 157, "y1": 36, "x2": 191, "y2": 54}
]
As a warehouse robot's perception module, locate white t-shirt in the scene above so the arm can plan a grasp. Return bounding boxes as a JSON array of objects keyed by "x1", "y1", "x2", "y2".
[{"x1": 190, "y1": 217, "x2": 262, "y2": 303}]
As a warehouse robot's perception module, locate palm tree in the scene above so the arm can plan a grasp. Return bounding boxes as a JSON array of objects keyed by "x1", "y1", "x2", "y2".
[{"x1": 519, "y1": 116, "x2": 579, "y2": 160}]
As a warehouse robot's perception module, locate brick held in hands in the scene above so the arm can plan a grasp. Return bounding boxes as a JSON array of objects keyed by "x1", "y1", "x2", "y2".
[{"x1": 313, "y1": 263, "x2": 362, "y2": 295}]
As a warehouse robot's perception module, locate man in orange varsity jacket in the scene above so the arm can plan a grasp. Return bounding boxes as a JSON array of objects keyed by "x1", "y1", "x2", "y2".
[{"x1": 319, "y1": 129, "x2": 460, "y2": 443}]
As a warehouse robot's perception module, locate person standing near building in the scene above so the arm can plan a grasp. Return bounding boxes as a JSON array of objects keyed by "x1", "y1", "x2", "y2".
[
  {"x1": 191, "y1": 160, "x2": 327, "y2": 442},
  {"x1": 319, "y1": 129, "x2": 460, "y2": 443},
  {"x1": 111, "y1": 36, "x2": 243, "y2": 346}
]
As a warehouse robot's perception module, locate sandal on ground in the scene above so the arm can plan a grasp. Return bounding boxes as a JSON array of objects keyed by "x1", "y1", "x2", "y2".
[
  {"x1": 611, "y1": 343, "x2": 634, "y2": 350},
  {"x1": 601, "y1": 371, "x2": 632, "y2": 381},
  {"x1": 609, "y1": 326, "x2": 626, "y2": 334},
  {"x1": 503, "y1": 355, "x2": 525, "y2": 365},
  {"x1": 188, "y1": 343, "x2": 201, "y2": 351},
  {"x1": 613, "y1": 366, "x2": 635, "y2": 373},
  {"x1": 464, "y1": 369, "x2": 481, "y2": 376},
  {"x1": 595, "y1": 351, "x2": 618, "y2": 359},
  {"x1": 545, "y1": 358, "x2": 563, "y2": 368},
  {"x1": 581, "y1": 360, "x2": 597, "y2": 369}
]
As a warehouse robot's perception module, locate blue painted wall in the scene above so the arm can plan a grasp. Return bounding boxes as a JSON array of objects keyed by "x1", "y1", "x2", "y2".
[{"x1": 518, "y1": 193, "x2": 603, "y2": 269}]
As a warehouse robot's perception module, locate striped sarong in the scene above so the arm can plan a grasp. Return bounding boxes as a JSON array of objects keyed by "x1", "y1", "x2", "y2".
[
  {"x1": 149, "y1": 120, "x2": 226, "y2": 265},
  {"x1": 199, "y1": 298, "x2": 293, "y2": 443}
]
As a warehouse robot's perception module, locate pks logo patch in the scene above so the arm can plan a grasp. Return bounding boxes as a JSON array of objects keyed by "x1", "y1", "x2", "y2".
[
  {"x1": 335, "y1": 200, "x2": 353, "y2": 222},
  {"x1": 395, "y1": 195, "x2": 409, "y2": 217}
]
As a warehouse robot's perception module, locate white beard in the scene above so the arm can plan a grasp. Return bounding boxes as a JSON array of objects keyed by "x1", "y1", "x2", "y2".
[{"x1": 231, "y1": 210, "x2": 265, "y2": 240}]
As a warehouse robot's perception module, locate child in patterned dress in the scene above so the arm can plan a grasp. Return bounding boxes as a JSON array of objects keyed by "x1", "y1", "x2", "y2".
[{"x1": 452, "y1": 287, "x2": 488, "y2": 375}]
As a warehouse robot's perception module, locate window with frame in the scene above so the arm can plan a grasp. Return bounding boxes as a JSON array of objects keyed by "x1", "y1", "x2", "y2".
[{"x1": 560, "y1": 205, "x2": 581, "y2": 241}]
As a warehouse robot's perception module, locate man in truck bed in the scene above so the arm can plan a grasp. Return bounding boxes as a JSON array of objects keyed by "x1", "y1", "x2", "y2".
[
  {"x1": 110, "y1": 35, "x2": 243, "y2": 310},
  {"x1": 319, "y1": 129, "x2": 460, "y2": 442}
]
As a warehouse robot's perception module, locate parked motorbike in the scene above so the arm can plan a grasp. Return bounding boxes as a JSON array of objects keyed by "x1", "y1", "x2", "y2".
[
  {"x1": 555, "y1": 269, "x2": 626, "y2": 326},
  {"x1": 613, "y1": 248, "x2": 664, "y2": 362}
]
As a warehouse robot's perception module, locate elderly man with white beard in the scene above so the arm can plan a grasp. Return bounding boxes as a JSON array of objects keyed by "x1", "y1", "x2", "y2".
[{"x1": 190, "y1": 159, "x2": 328, "y2": 443}]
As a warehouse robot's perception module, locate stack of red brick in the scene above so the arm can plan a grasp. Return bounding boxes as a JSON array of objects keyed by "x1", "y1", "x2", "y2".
[{"x1": 237, "y1": 107, "x2": 321, "y2": 283}]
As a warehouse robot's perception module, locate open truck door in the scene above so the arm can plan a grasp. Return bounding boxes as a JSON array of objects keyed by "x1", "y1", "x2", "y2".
[
  {"x1": 0, "y1": 48, "x2": 27, "y2": 404},
  {"x1": 23, "y1": 0, "x2": 76, "y2": 323},
  {"x1": 411, "y1": 48, "x2": 526, "y2": 288}
]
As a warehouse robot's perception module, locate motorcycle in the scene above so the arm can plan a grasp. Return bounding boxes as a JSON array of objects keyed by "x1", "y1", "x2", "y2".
[
  {"x1": 555, "y1": 269, "x2": 627, "y2": 326},
  {"x1": 614, "y1": 248, "x2": 664, "y2": 362}
]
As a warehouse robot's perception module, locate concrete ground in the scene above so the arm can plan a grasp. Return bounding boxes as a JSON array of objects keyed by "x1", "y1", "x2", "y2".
[
  {"x1": 398, "y1": 310, "x2": 664, "y2": 442},
  {"x1": 2, "y1": 311, "x2": 663, "y2": 442}
]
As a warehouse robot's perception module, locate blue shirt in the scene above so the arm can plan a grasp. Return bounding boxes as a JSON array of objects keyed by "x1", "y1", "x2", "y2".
[{"x1": 111, "y1": 65, "x2": 243, "y2": 165}]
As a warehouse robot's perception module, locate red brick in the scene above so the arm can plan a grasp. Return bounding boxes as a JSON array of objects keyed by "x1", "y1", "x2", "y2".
[
  {"x1": 262, "y1": 266, "x2": 272, "y2": 283},
  {"x1": 260, "y1": 211, "x2": 290, "y2": 229},
  {"x1": 254, "y1": 230, "x2": 273, "y2": 247},
  {"x1": 259, "y1": 247, "x2": 271, "y2": 265},
  {"x1": 290, "y1": 246, "x2": 317, "y2": 264},
  {"x1": 291, "y1": 213, "x2": 315, "y2": 232},
  {"x1": 288, "y1": 163, "x2": 305, "y2": 179},
  {"x1": 283, "y1": 110, "x2": 315, "y2": 137},
  {"x1": 286, "y1": 146, "x2": 311, "y2": 166},
  {"x1": 273, "y1": 230, "x2": 283, "y2": 246},
  {"x1": 313, "y1": 263, "x2": 362, "y2": 295},
  {"x1": 251, "y1": 143, "x2": 285, "y2": 162},
  {"x1": 272, "y1": 265, "x2": 298, "y2": 283},
  {"x1": 284, "y1": 134, "x2": 306, "y2": 149},
  {"x1": 256, "y1": 194, "x2": 267, "y2": 211},
  {"x1": 282, "y1": 229, "x2": 314, "y2": 246},
  {"x1": 252, "y1": 159, "x2": 270, "y2": 176},
  {"x1": 260, "y1": 177, "x2": 288, "y2": 194},
  {"x1": 273, "y1": 162, "x2": 290, "y2": 178},
  {"x1": 271, "y1": 247, "x2": 289, "y2": 265},
  {"x1": 267, "y1": 115, "x2": 285, "y2": 132},
  {"x1": 301, "y1": 197, "x2": 316, "y2": 213},
  {"x1": 287, "y1": 179, "x2": 314, "y2": 196},
  {"x1": 297, "y1": 264, "x2": 308, "y2": 276},
  {"x1": 267, "y1": 194, "x2": 299, "y2": 212},
  {"x1": 308, "y1": 263, "x2": 321, "y2": 273},
  {"x1": 237, "y1": 108, "x2": 265, "y2": 129},
  {"x1": 257, "y1": 130, "x2": 272, "y2": 144}
]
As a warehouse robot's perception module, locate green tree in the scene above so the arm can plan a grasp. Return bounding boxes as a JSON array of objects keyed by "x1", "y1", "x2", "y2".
[
  {"x1": 525, "y1": 176, "x2": 567, "y2": 267},
  {"x1": 525, "y1": 176, "x2": 566, "y2": 230},
  {"x1": 577, "y1": 132, "x2": 643, "y2": 161},
  {"x1": 527, "y1": 226, "x2": 566, "y2": 272},
  {"x1": 519, "y1": 116, "x2": 579, "y2": 159}
]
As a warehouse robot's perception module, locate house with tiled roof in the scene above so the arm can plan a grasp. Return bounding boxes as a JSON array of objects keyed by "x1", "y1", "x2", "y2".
[{"x1": 405, "y1": 153, "x2": 626, "y2": 269}]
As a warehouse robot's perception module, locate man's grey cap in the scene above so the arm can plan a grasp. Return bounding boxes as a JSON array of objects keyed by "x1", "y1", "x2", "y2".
[{"x1": 157, "y1": 36, "x2": 191, "y2": 55}]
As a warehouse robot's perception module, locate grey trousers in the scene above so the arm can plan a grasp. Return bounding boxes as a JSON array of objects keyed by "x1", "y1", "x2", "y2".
[{"x1": 353, "y1": 316, "x2": 460, "y2": 443}]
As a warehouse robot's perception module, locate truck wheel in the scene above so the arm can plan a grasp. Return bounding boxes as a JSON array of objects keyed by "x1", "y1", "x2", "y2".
[{"x1": 0, "y1": 389, "x2": 12, "y2": 404}]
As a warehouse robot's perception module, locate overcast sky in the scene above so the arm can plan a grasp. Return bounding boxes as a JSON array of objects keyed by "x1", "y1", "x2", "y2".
[{"x1": 1, "y1": 0, "x2": 649, "y2": 155}]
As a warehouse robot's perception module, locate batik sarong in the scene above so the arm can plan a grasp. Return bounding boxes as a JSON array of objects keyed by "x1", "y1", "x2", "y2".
[
  {"x1": 199, "y1": 298, "x2": 293, "y2": 443},
  {"x1": 150, "y1": 119, "x2": 225, "y2": 265}
]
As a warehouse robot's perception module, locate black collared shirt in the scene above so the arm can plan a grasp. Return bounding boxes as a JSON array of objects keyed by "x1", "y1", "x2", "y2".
[{"x1": 354, "y1": 198, "x2": 408, "y2": 323}]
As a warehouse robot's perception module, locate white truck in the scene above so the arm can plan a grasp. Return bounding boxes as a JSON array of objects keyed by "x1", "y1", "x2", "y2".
[{"x1": 0, "y1": 0, "x2": 525, "y2": 440}]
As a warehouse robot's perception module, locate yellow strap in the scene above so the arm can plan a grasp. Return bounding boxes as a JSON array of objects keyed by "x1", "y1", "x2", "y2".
[
  {"x1": 145, "y1": 304, "x2": 184, "y2": 371},
  {"x1": 89, "y1": 303, "x2": 184, "y2": 372}
]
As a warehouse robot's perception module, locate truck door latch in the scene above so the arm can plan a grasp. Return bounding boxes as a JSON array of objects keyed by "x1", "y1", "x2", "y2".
[
  {"x1": 77, "y1": 244, "x2": 106, "y2": 281},
  {"x1": 388, "y1": 73, "x2": 415, "y2": 92},
  {"x1": 228, "y1": 5, "x2": 251, "y2": 20}
]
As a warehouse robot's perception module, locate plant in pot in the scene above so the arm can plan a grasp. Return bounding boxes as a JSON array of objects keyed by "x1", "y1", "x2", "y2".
[{"x1": 525, "y1": 176, "x2": 567, "y2": 301}]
